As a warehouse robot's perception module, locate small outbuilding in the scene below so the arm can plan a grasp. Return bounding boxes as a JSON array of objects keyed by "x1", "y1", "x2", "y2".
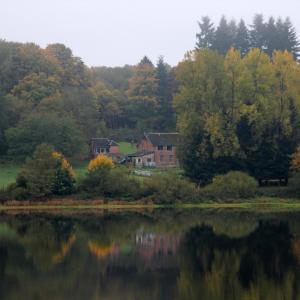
[{"x1": 127, "y1": 150, "x2": 155, "y2": 168}]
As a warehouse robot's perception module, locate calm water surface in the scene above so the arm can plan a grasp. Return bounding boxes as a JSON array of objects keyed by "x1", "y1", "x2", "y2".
[{"x1": 0, "y1": 208, "x2": 300, "y2": 300}]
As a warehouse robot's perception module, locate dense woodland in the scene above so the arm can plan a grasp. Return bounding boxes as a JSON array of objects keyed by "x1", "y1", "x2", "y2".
[{"x1": 1, "y1": 14, "x2": 300, "y2": 186}]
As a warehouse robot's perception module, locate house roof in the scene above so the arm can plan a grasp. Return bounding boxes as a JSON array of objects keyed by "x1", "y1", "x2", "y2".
[
  {"x1": 127, "y1": 150, "x2": 154, "y2": 157},
  {"x1": 144, "y1": 132, "x2": 179, "y2": 146},
  {"x1": 91, "y1": 138, "x2": 118, "y2": 148}
]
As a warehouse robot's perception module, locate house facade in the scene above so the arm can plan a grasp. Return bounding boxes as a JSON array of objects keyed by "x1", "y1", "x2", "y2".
[
  {"x1": 136, "y1": 133, "x2": 179, "y2": 167},
  {"x1": 90, "y1": 138, "x2": 120, "y2": 158}
]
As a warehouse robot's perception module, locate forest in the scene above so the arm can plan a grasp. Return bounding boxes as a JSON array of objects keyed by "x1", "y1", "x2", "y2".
[{"x1": 1, "y1": 14, "x2": 300, "y2": 201}]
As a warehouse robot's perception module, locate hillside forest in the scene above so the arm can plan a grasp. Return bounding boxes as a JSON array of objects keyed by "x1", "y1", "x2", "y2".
[{"x1": 1, "y1": 14, "x2": 300, "y2": 185}]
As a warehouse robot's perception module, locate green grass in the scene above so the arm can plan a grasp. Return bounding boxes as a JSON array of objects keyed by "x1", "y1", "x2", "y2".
[
  {"x1": 0, "y1": 163, "x2": 21, "y2": 188},
  {"x1": 119, "y1": 142, "x2": 136, "y2": 154},
  {"x1": 0, "y1": 161, "x2": 89, "y2": 188}
]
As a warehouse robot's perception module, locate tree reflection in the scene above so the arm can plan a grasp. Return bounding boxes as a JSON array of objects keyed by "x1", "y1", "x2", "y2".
[
  {"x1": 0, "y1": 211, "x2": 300, "y2": 300},
  {"x1": 178, "y1": 221, "x2": 300, "y2": 300}
]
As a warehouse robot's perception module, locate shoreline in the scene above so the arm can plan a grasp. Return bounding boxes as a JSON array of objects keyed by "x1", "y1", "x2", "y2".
[{"x1": 1, "y1": 197, "x2": 300, "y2": 211}]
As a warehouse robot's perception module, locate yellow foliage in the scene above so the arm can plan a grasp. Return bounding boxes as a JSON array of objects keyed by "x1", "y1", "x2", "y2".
[
  {"x1": 291, "y1": 146, "x2": 300, "y2": 172},
  {"x1": 88, "y1": 241, "x2": 118, "y2": 258},
  {"x1": 52, "y1": 151, "x2": 75, "y2": 177},
  {"x1": 52, "y1": 235, "x2": 76, "y2": 264},
  {"x1": 88, "y1": 155, "x2": 114, "y2": 172}
]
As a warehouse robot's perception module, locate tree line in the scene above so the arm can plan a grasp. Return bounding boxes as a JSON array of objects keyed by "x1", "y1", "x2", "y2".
[
  {"x1": 196, "y1": 15, "x2": 300, "y2": 59},
  {"x1": 0, "y1": 41, "x2": 176, "y2": 159}
]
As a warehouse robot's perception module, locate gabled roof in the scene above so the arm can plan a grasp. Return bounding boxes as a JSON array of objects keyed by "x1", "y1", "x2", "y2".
[
  {"x1": 144, "y1": 132, "x2": 179, "y2": 146},
  {"x1": 91, "y1": 138, "x2": 118, "y2": 148}
]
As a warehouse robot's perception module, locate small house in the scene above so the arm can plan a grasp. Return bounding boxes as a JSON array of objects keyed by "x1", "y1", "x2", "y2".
[{"x1": 90, "y1": 138, "x2": 120, "y2": 158}]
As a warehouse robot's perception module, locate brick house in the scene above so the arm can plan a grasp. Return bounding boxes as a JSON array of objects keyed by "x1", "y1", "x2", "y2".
[
  {"x1": 136, "y1": 133, "x2": 179, "y2": 167},
  {"x1": 90, "y1": 138, "x2": 120, "y2": 158}
]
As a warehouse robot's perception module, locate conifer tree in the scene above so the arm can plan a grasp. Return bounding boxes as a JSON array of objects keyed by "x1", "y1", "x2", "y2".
[
  {"x1": 196, "y1": 16, "x2": 215, "y2": 49},
  {"x1": 155, "y1": 56, "x2": 175, "y2": 130},
  {"x1": 282, "y1": 18, "x2": 300, "y2": 60},
  {"x1": 265, "y1": 17, "x2": 279, "y2": 56},
  {"x1": 250, "y1": 14, "x2": 266, "y2": 50},
  {"x1": 235, "y1": 19, "x2": 250, "y2": 56},
  {"x1": 213, "y1": 17, "x2": 234, "y2": 55}
]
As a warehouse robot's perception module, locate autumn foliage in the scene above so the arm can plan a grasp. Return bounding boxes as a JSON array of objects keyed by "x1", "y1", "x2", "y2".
[
  {"x1": 291, "y1": 147, "x2": 300, "y2": 173},
  {"x1": 15, "y1": 144, "x2": 76, "y2": 199},
  {"x1": 88, "y1": 155, "x2": 114, "y2": 172}
]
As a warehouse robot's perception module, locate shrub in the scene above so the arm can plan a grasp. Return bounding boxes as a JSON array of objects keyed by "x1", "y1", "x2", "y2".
[
  {"x1": 88, "y1": 155, "x2": 114, "y2": 172},
  {"x1": 81, "y1": 155, "x2": 114, "y2": 196},
  {"x1": 14, "y1": 144, "x2": 76, "y2": 199},
  {"x1": 81, "y1": 156, "x2": 142, "y2": 200},
  {"x1": 143, "y1": 174, "x2": 199, "y2": 204},
  {"x1": 104, "y1": 167, "x2": 143, "y2": 199},
  {"x1": 202, "y1": 171, "x2": 258, "y2": 201}
]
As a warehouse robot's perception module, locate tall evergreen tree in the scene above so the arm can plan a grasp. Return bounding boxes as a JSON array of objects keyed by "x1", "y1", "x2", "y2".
[
  {"x1": 155, "y1": 56, "x2": 175, "y2": 130},
  {"x1": 213, "y1": 16, "x2": 235, "y2": 55},
  {"x1": 250, "y1": 14, "x2": 266, "y2": 50},
  {"x1": 196, "y1": 16, "x2": 215, "y2": 49},
  {"x1": 280, "y1": 18, "x2": 300, "y2": 60},
  {"x1": 235, "y1": 19, "x2": 250, "y2": 56},
  {"x1": 265, "y1": 17, "x2": 279, "y2": 57},
  {"x1": 228, "y1": 20, "x2": 238, "y2": 44}
]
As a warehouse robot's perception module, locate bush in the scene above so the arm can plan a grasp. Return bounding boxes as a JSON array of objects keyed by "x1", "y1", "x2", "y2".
[
  {"x1": 81, "y1": 155, "x2": 114, "y2": 196},
  {"x1": 201, "y1": 171, "x2": 258, "y2": 201},
  {"x1": 81, "y1": 156, "x2": 143, "y2": 200},
  {"x1": 104, "y1": 167, "x2": 143, "y2": 199},
  {"x1": 143, "y1": 174, "x2": 199, "y2": 204},
  {"x1": 14, "y1": 144, "x2": 76, "y2": 199}
]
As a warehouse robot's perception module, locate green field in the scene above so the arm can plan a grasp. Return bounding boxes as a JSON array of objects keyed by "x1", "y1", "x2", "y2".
[
  {"x1": 118, "y1": 142, "x2": 136, "y2": 154},
  {"x1": 0, "y1": 164, "x2": 21, "y2": 188}
]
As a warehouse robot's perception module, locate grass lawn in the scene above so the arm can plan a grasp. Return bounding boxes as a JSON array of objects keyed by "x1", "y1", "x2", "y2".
[
  {"x1": 0, "y1": 163, "x2": 22, "y2": 188},
  {"x1": 118, "y1": 142, "x2": 136, "y2": 154}
]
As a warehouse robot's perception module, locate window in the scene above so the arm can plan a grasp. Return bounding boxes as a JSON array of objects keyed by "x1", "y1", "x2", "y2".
[
  {"x1": 160, "y1": 155, "x2": 164, "y2": 162},
  {"x1": 157, "y1": 145, "x2": 163, "y2": 150},
  {"x1": 96, "y1": 147, "x2": 101, "y2": 154},
  {"x1": 100, "y1": 148, "x2": 109, "y2": 153},
  {"x1": 169, "y1": 155, "x2": 173, "y2": 162},
  {"x1": 147, "y1": 158, "x2": 152, "y2": 162},
  {"x1": 167, "y1": 145, "x2": 172, "y2": 151},
  {"x1": 138, "y1": 158, "x2": 141, "y2": 163}
]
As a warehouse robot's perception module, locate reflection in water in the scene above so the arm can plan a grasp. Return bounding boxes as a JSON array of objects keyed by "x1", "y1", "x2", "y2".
[{"x1": 0, "y1": 210, "x2": 300, "y2": 299}]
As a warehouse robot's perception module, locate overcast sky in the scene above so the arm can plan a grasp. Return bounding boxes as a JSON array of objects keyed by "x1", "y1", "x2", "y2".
[{"x1": 1, "y1": 0, "x2": 300, "y2": 67}]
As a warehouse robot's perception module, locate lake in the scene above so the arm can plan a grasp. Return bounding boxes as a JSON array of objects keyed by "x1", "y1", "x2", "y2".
[{"x1": 0, "y1": 208, "x2": 300, "y2": 300}]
